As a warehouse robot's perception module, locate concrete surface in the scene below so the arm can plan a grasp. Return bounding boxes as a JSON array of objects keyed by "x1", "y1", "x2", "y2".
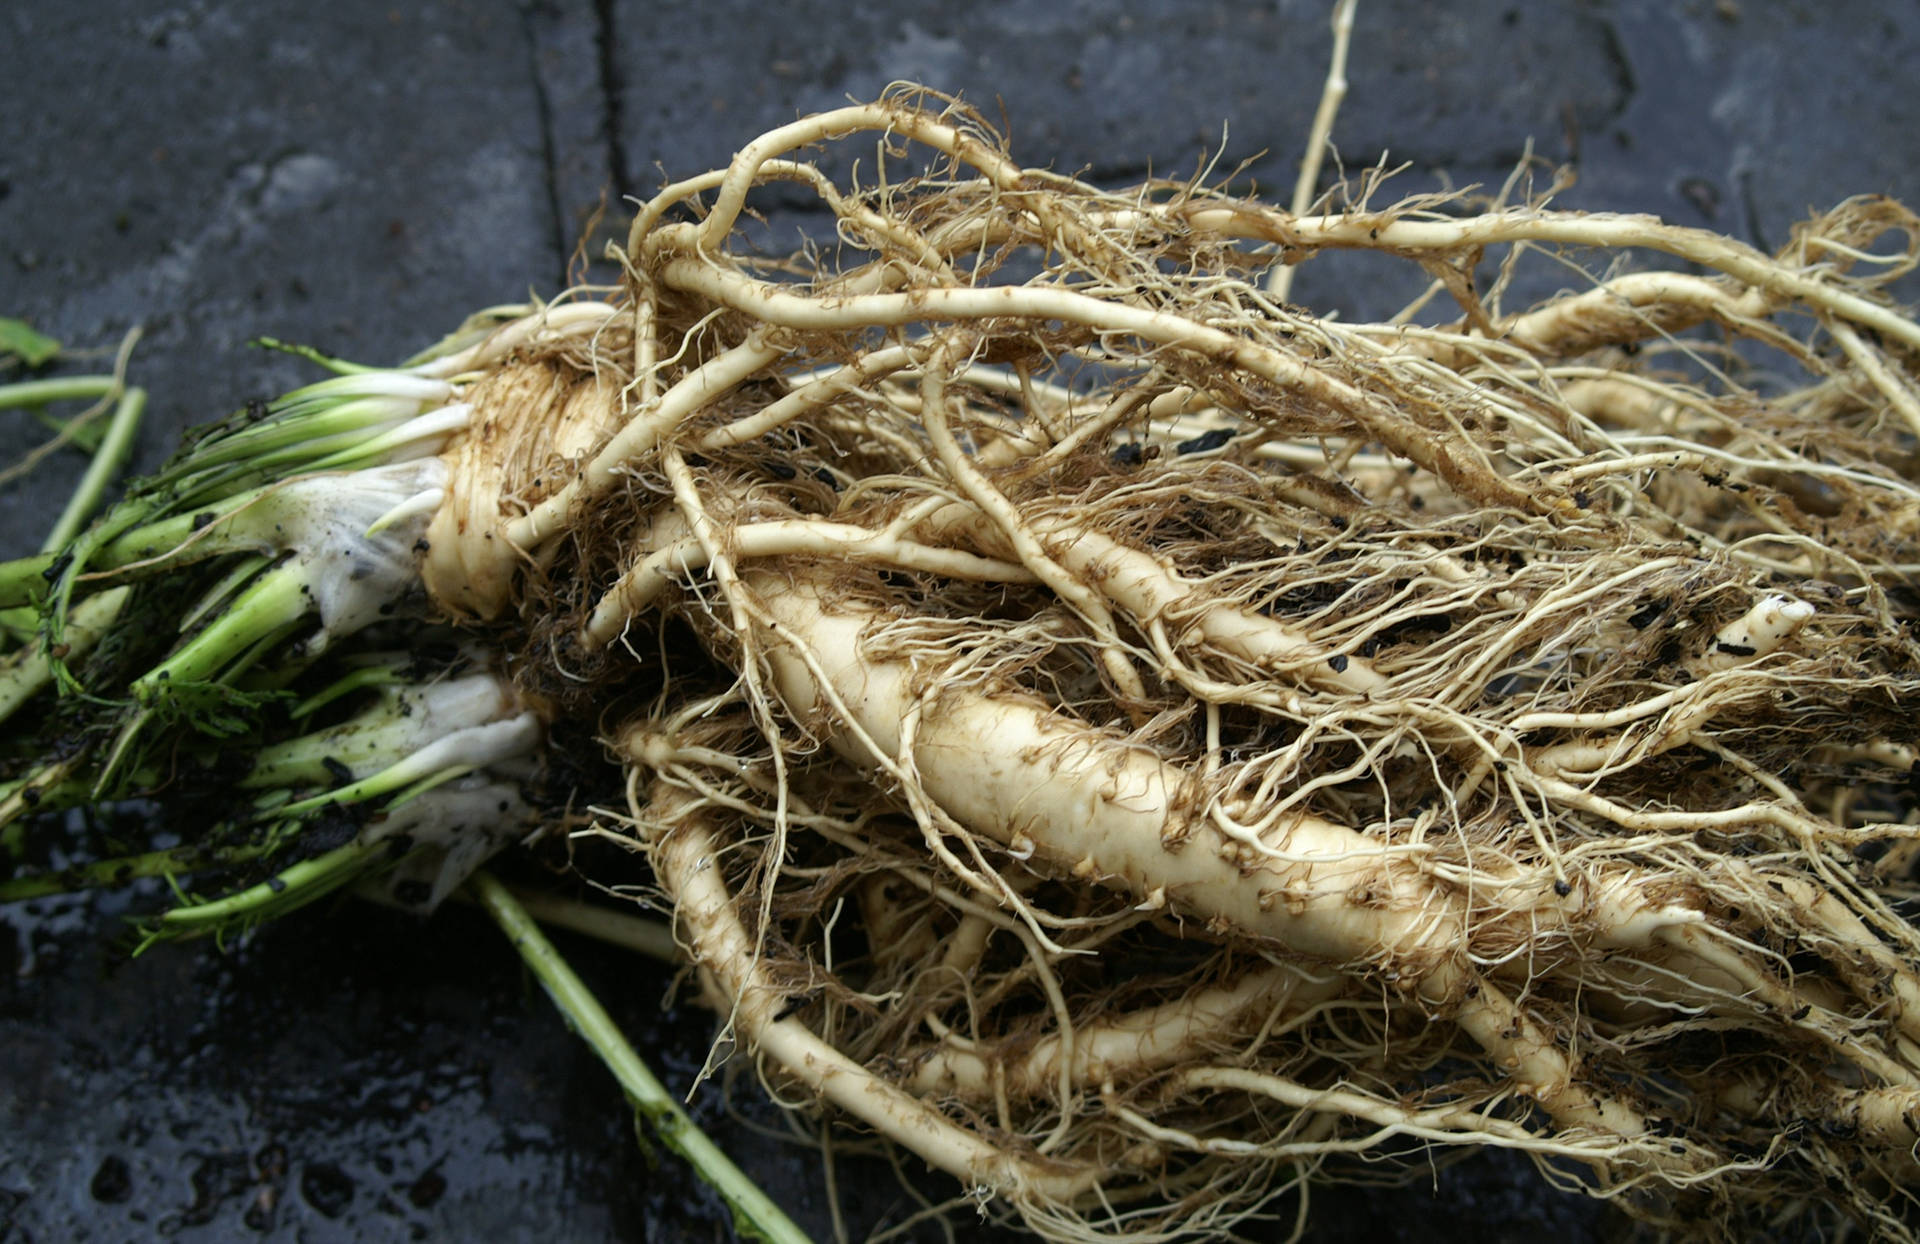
[{"x1": 3, "y1": 1, "x2": 1917, "y2": 1239}]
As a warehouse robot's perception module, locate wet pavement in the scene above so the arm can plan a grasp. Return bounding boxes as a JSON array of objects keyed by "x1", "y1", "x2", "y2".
[{"x1": 4, "y1": 1, "x2": 1917, "y2": 1239}]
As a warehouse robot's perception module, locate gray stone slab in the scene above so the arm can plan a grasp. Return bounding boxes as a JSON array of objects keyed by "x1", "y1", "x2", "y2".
[{"x1": 0, "y1": 1, "x2": 562, "y2": 548}]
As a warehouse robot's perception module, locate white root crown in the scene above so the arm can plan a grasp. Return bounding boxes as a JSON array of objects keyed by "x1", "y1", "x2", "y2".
[{"x1": 403, "y1": 87, "x2": 1920, "y2": 1240}]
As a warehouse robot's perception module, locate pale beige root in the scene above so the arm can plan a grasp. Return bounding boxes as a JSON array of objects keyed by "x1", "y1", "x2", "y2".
[
  {"x1": 906, "y1": 962, "x2": 1347, "y2": 1100},
  {"x1": 657, "y1": 258, "x2": 1548, "y2": 518},
  {"x1": 642, "y1": 236, "x2": 1920, "y2": 601},
  {"x1": 424, "y1": 358, "x2": 629, "y2": 617},
  {"x1": 506, "y1": 335, "x2": 785, "y2": 556},
  {"x1": 1136, "y1": 1065, "x2": 1742, "y2": 1176},
  {"x1": 619, "y1": 671, "x2": 1735, "y2": 1233},
  {"x1": 1482, "y1": 271, "x2": 1785, "y2": 359},
  {"x1": 910, "y1": 491, "x2": 1389, "y2": 701},
  {"x1": 410, "y1": 298, "x2": 642, "y2": 618},
  {"x1": 610, "y1": 561, "x2": 1920, "y2": 1233},
  {"x1": 899, "y1": 954, "x2": 1752, "y2": 1184},
  {"x1": 1178, "y1": 196, "x2": 1920, "y2": 354},
  {"x1": 581, "y1": 511, "x2": 1034, "y2": 649},
  {"x1": 746, "y1": 572, "x2": 1431, "y2": 961},
  {"x1": 1829, "y1": 317, "x2": 1920, "y2": 438},
  {"x1": 417, "y1": 299, "x2": 625, "y2": 380},
  {"x1": 733, "y1": 569, "x2": 1748, "y2": 1154},
  {"x1": 585, "y1": 477, "x2": 1393, "y2": 699},
  {"x1": 423, "y1": 323, "x2": 788, "y2": 621},
  {"x1": 631, "y1": 776, "x2": 1123, "y2": 1212}
]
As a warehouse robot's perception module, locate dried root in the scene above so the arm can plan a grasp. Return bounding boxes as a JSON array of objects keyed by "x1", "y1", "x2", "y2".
[{"x1": 430, "y1": 88, "x2": 1920, "y2": 1239}]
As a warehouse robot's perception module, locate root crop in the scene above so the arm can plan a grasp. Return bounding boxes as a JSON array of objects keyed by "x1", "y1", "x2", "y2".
[
  {"x1": 407, "y1": 88, "x2": 1920, "y2": 1239},
  {"x1": 19, "y1": 84, "x2": 1920, "y2": 1240}
]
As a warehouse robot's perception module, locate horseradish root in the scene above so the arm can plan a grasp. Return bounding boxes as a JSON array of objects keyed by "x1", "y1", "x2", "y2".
[{"x1": 9, "y1": 85, "x2": 1920, "y2": 1240}]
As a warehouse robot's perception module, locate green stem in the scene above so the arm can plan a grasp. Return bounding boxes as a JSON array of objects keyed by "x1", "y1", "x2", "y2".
[
  {"x1": 355, "y1": 879, "x2": 678, "y2": 963},
  {"x1": 274, "y1": 757, "x2": 469, "y2": 819},
  {"x1": 193, "y1": 408, "x2": 410, "y2": 478},
  {"x1": 162, "y1": 395, "x2": 403, "y2": 474},
  {"x1": 0, "y1": 375, "x2": 116, "y2": 409},
  {"x1": 42, "y1": 387, "x2": 147, "y2": 554},
  {"x1": 251, "y1": 336, "x2": 379, "y2": 375},
  {"x1": 468, "y1": 871, "x2": 812, "y2": 1244},
  {"x1": 134, "y1": 563, "x2": 310, "y2": 697},
  {"x1": 0, "y1": 551, "x2": 56, "y2": 609},
  {"x1": 0, "y1": 761, "x2": 88, "y2": 856},
  {"x1": 483, "y1": 888, "x2": 678, "y2": 962},
  {"x1": 83, "y1": 486, "x2": 277, "y2": 579},
  {"x1": 152, "y1": 840, "x2": 385, "y2": 937},
  {"x1": 1, "y1": 771, "x2": 89, "y2": 817},
  {"x1": 0, "y1": 585, "x2": 127, "y2": 723},
  {"x1": 290, "y1": 661, "x2": 406, "y2": 719},
  {"x1": 0, "y1": 386, "x2": 144, "y2": 637},
  {"x1": 0, "y1": 841, "x2": 240, "y2": 902},
  {"x1": 88, "y1": 565, "x2": 307, "y2": 793}
]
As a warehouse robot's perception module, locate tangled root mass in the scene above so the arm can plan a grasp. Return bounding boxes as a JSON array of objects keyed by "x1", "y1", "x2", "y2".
[{"x1": 450, "y1": 88, "x2": 1920, "y2": 1240}]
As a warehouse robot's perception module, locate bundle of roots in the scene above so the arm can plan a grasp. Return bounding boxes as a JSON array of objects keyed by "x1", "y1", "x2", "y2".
[{"x1": 17, "y1": 86, "x2": 1920, "y2": 1239}]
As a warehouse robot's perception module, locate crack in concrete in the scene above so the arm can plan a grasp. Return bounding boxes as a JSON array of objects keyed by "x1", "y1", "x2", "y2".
[
  {"x1": 1738, "y1": 167, "x2": 1771, "y2": 254},
  {"x1": 1593, "y1": 16, "x2": 1637, "y2": 131},
  {"x1": 519, "y1": 3, "x2": 571, "y2": 293},
  {"x1": 591, "y1": 0, "x2": 634, "y2": 205}
]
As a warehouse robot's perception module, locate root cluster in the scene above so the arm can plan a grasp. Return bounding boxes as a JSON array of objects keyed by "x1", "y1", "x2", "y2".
[{"x1": 447, "y1": 89, "x2": 1920, "y2": 1238}]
